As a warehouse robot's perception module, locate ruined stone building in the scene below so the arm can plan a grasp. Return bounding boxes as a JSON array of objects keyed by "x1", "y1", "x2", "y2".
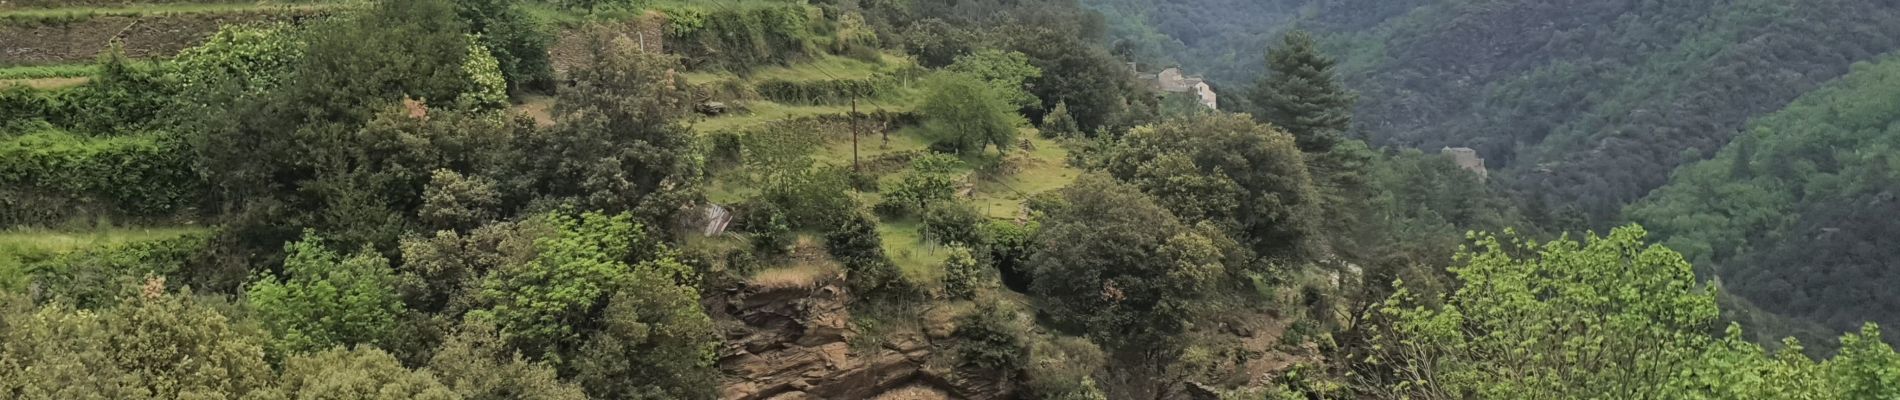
[
  {"x1": 1441, "y1": 147, "x2": 1488, "y2": 180},
  {"x1": 1133, "y1": 64, "x2": 1219, "y2": 110}
]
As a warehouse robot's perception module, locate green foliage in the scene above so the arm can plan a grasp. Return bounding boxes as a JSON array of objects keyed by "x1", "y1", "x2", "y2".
[
  {"x1": 0, "y1": 289, "x2": 275, "y2": 399},
  {"x1": 663, "y1": 3, "x2": 820, "y2": 71},
  {"x1": 418, "y1": 169, "x2": 504, "y2": 233},
  {"x1": 263, "y1": 347, "x2": 458, "y2": 400},
  {"x1": 475, "y1": 211, "x2": 651, "y2": 356},
  {"x1": 1030, "y1": 174, "x2": 1223, "y2": 352},
  {"x1": 1631, "y1": 54, "x2": 1900, "y2": 347},
  {"x1": 1040, "y1": 100, "x2": 1080, "y2": 138},
  {"x1": 429, "y1": 320, "x2": 588, "y2": 400},
  {"x1": 0, "y1": 130, "x2": 201, "y2": 226},
  {"x1": 531, "y1": 34, "x2": 698, "y2": 216},
  {"x1": 1024, "y1": 335, "x2": 1109, "y2": 400},
  {"x1": 921, "y1": 201, "x2": 984, "y2": 247},
  {"x1": 25, "y1": 232, "x2": 206, "y2": 309},
  {"x1": 940, "y1": 246, "x2": 986, "y2": 299},
  {"x1": 955, "y1": 300, "x2": 1029, "y2": 373},
  {"x1": 455, "y1": 0, "x2": 556, "y2": 94},
  {"x1": 1100, "y1": 113, "x2": 1320, "y2": 263},
  {"x1": 948, "y1": 49, "x2": 1044, "y2": 111},
  {"x1": 900, "y1": 18, "x2": 981, "y2": 68},
  {"x1": 876, "y1": 153, "x2": 963, "y2": 218},
  {"x1": 1000, "y1": 24, "x2": 1137, "y2": 134},
  {"x1": 761, "y1": 166, "x2": 857, "y2": 230},
  {"x1": 170, "y1": 22, "x2": 306, "y2": 98},
  {"x1": 247, "y1": 231, "x2": 407, "y2": 355},
  {"x1": 825, "y1": 210, "x2": 902, "y2": 294},
  {"x1": 1250, "y1": 30, "x2": 1354, "y2": 154},
  {"x1": 1363, "y1": 226, "x2": 1718, "y2": 398},
  {"x1": 919, "y1": 72, "x2": 1020, "y2": 155},
  {"x1": 52, "y1": 46, "x2": 180, "y2": 133},
  {"x1": 277, "y1": 0, "x2": 478, "y2": 122},
  {"x1": 459, "y1": 40, "x2": 510, "y2": 110},
  {"x1": 754, "y1": 76, "x2": 893, "y2": 105},
  {"x1": 397, "y1": 218, "x2": 546, "y2": 315},
  {"x1": 570, "y1": 266, "x2": 719, "y2": 400}
]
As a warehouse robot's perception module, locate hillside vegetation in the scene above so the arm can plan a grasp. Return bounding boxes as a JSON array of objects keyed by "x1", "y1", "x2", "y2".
[{"x1": 7, "y1": 0, "x2": 1900, "y2": 399}]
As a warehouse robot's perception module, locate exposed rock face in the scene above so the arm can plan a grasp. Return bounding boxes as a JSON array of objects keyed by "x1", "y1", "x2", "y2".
[{"x1": 715, "y1": 276, "x2": 1008, "y2": 400}]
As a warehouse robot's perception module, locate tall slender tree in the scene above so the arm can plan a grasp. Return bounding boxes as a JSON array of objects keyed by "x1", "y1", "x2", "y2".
[{"x1": 1251, "y1": 30, "x2": 1355, "y2": 154}]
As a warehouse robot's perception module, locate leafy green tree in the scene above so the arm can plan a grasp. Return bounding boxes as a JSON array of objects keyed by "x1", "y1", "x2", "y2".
[
  {"x1": 429, "y1": 320, "x2": 587, "y2": 400},
  {"x1": 474, "y1": 212, "x2": 654, "y2": 357},
  {"x1": 526, "y1": 34, "x2": 698, "y2": 217},
  {"x1": 949, "y1": 49, "x2": 1045, "y2": 111},
  {"x1": 246, "y1": 231, "x2": 408, "y2": 355},
  {"x1": 877, "y1": 153, "x2": 964, "y2": 218},
  {"x1": 1250, "y1": 30, "x2": 1354, "y2": 154},
  {"x1": 1100, "y1": 113, "x2": 1321, "y2": 263},
  {"x1": 419, "y1": 169, "x2": 503, "y2": 232},
  {"x1": 262, "y1": 347, "x2": 458, "y2": 400},
  {"x1": 1030, "y1": 175, "x2": 1222, "y2": 350},
  {"x1": 919, "y1": 72, "x2": 1020, "y2": 155},
  {"x1": 825, "y1": 211, "x2": 904, "y2": 294},
  {"x1": 1002, "y1": 25, "x2": 1137, "y2": 134},
  {"x1": 454, "y1": 0, "x2": 555, "y2": 94},
  {"x1": 398, "y1": 219, "x2": 547, "y2": 315},
  {"x1": 1360, "y1": 225, "x2": 1718, "y2": 398},
  {"x1": 1041, "y1": 100, "x2": 1080, "y2": 137},
  {"x1": 1029, "y1": 175, "x2": 1225, "y2": 398},
  {"x1": 941, "y1": 246, "x2": 987, "y2": 300},
  {"x1": 570, "y1": 264, "x2": 719, "y2": 400},
  {"x1": 0, "y1": 289, "x2": 274, "y2": 399},
  {"x1": 171, "y1": 23, "x2": 306, "y2": 98}
]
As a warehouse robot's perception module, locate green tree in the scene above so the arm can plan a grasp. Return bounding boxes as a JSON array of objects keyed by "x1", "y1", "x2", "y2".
[
  {"x1": 1030, "y1": 175, "x2": 1225, "y2": 398},
  {"x1": 429, "y1": 320, "x2": 587, "y2": 400},
  {"x1": 246, "y1": 231, "x2": 408, "y2": 355},
  {"x1": 262, "y1": 347, "x2": 458, "y2": 400},
  {"x1": 1360, "y1": 225, "x2": 1718, "y2": 398},
  {"x1": 570, "y1": 264, "x2": 719, "y2": 400},
  {"x1": 1100, "y1": 113, "x2": 1321, "y2": 263},
  {"x1": 919, "y1": 72, "x2": 1020, "y2": 155},
  {"x1": 948, "y1": 49, "x2": 1045, "y2": 111},
  {"x1": 474, "y1": 212, "x2": 654, "y2": 357},
  {"x1": 454, "y1": 0, "x2": 555, "y2": 94},
  {"x1": 526, "y1": 34, "x2": 698, "y2": 216},
  {"x1": 1250, "y1": 30, "x2": 1354, "y2": 154},
  {"x1": 1041, "y1": 100, "x2": 1080, "y2": 137},
  {"x1": 0, "y1": 289, "x2": 274, "y2": 399}
]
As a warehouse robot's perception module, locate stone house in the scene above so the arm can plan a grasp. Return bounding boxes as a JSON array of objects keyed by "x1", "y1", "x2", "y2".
[
  {"x1": 1133, "y1": 64, "x2": 1219, "y2": 110},
  {"x1": 1441, "y1": 147, "x2": 1488, "y2": 180}
]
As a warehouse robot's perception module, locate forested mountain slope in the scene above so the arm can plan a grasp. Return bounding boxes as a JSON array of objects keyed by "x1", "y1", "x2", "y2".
[
  {"x1": 1631, "y1": 54, "x2": 1900, "y2": 349},
  {"x1": 1093, "y1": 0, "x2": 1900, "y2": 226}
]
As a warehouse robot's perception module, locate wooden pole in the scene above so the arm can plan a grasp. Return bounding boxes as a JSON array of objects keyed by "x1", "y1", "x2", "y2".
[{"x1": 851, "y1": 97, "x2": 860, "y2": 171}]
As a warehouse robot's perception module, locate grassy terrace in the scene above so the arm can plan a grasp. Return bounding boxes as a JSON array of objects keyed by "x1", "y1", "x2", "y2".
[
  {"x1": 0, "y1": 226, "x2": 207, "y2": 289},
  {"x1": 0, "y1": 63, "x2": 97, "y2": 89}
]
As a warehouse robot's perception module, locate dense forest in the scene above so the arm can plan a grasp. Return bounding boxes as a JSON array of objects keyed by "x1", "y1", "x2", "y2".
[{"x1": 6, "y1": 0, "x2": 1900, "y2": 398}]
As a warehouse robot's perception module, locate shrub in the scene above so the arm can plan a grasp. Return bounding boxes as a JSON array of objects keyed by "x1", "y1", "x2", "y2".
[
  {"x1": 941, "y1": 246, "x2": 988, "y2": 300},
  {"x1": 825, "y1": 211, "x2": 902, "y2": 294},
  {"x1": 922, "y1": 202, "x2": 984, "y2": 246},
  {"x1": 762, "y1": 167, "x2": 858, "y2": 230},
  {"x1": 955, "y1": 300, "x2": 1028, "y2": 374},
  {"x1": 876, "y1": 154, "x2": 962, "y2": 218},
  {"x1": 664, "y1": 4, "x2": 821, "y2": 71},
  {"x1": 754, "y1": 77, "x2": 893, "y2": 105},
  {"x1": 0, "y1": 131, "x2": 202, "y2": 225}
]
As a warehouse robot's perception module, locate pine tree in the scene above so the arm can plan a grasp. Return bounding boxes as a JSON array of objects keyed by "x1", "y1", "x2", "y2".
[{"x1": 1251, "y1": 30, "x2": 1355, "y2": 154}]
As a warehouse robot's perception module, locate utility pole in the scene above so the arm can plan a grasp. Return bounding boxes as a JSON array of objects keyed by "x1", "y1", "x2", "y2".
[{"x1": 851, "y1": 96, "x2": 860, "y2": 171}]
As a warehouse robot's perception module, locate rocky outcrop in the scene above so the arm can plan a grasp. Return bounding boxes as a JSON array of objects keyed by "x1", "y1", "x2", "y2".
[{"x1": 716, "y1": 275, "x2": 970, "y2": 400}]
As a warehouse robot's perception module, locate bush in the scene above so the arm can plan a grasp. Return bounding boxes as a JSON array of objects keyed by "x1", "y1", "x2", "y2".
[
  {"x1": 980, "y1": 220, "x2": 1037, "y2": 291},
  {"x1": 25, "y1": 233, "x2": 208, "y2": 309},
  {"x1": 941, "y1": 246, "x2": 988, "y2": 300},
  {"x1": 922, "y1": 202, "x2": 984, "y2": 246},
  {"x1": 762, "y1": 167, "x2": 858, "y2": 230},
  {"x1": 876, "y1": 154, "x2": 963, "y2": 218},
  {"x1": 754, "y1": 77, "x2": 893, "y2": 105},
  {"x1": 955, "y1": 300, "x2": 1028, "y2": 374},
  {"x1": 825, "y1": 211, "x2": 902, "y2": 294},
  {"x1": 0, "y1": 131, "x2": 202, "y2": 226},
  {"x1": 664, "y1": 4, "x2": 822, "y2": 71}
]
